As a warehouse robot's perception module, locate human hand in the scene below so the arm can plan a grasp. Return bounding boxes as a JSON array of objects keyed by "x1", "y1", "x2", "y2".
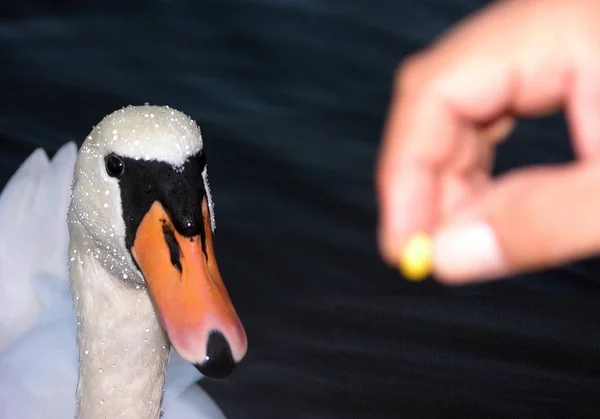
[{"x1": 377, "y1": 0, "x2": 600, "y2": 284}]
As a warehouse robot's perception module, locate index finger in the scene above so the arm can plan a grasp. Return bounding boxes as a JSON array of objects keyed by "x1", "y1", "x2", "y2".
[{"x1": 377, "y1": 54, "x2": 467, "y2": 265}]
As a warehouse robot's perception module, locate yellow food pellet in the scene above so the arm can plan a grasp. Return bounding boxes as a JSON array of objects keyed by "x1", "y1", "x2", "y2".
[{"x1": 398, "y1": 232, "x2": 432, "y2": 282}]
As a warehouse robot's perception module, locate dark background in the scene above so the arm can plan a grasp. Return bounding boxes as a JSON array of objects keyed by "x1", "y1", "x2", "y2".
[{"x1": 1, "y1": 1, "x2": 600, "y2": 418}]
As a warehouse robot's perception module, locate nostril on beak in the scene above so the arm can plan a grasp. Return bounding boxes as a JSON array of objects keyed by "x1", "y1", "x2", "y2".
[
  {"x1": 181, "y1": 219, "x2": 196, "y2": 236},
  {"x1": 177, "y1": 216, "x2": 203, "y2": 237},
  {"x1": 194, "y1": 331, "x2": 236, "y2": 379}
]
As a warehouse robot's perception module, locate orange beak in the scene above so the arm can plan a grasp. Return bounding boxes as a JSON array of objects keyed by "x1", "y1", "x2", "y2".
[{"x1": 131, "y1": 198, "x2": 247, "y2": 378}]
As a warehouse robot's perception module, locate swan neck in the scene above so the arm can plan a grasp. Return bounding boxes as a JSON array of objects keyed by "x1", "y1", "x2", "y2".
[{"x1": 70, "y1": 240, "x2": 170, "y2": 419}]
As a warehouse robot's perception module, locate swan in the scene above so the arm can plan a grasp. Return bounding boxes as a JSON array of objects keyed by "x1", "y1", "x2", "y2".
[
  {"x1": 1, "y1": 142, "x2": 225, "y2": 419},
  {"x1": 0, "y1": 105, "x2": 248, "y2": 419}
]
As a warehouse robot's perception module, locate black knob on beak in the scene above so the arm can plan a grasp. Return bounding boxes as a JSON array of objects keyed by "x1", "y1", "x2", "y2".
[{"x1": 194, "y1": 331, "x2": 236, "y2": 379}]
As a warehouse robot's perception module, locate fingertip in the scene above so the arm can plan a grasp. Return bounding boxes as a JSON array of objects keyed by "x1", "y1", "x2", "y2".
[
  {"x1": 377, "y1": 223, "x2": 400, "y2": 267},
  {"x1": 432, "y1": 220, "x2": 508, "y2": 284},
  {"x1": 377, "y1": 165, "x2": 440, "y2": 271}
]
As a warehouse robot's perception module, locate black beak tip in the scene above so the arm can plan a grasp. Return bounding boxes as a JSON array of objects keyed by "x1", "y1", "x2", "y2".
[{"x1": 194, "y1": 331, "x2": 236, "y2": 379}]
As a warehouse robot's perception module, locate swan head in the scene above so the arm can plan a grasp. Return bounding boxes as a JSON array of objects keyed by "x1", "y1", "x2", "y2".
[{"x1": 68, "y1": 104, "x2": 247, "y2": 379}]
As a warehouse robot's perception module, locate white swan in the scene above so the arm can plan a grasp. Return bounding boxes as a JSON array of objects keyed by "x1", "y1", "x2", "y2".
[{"x1": 0, "y1": 105, "x2": 248, "y2": 419}]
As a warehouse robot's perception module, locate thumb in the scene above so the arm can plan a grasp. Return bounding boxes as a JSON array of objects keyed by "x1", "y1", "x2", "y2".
[{"x1": 432, "y1": 161, "x2": 600, "y2": 284}]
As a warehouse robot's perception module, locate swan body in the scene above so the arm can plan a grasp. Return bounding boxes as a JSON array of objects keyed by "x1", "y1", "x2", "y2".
[{"x1": 0, "y1": 104, "x2": 247, "y2": 419}]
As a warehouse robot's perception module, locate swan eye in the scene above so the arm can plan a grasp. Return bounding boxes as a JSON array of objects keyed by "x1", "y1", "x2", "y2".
[{"x1": 105, "y1": 154, "x2": 125, "y2": 177}]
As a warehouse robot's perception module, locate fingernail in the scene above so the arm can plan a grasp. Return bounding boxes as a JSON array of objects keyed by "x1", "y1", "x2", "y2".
[
  {"x1": 380, "y1": 194, "x2": 415, "y2": 266},
  {"x1": 433, "y1": 221, "x2": 506, "y2": 283}
]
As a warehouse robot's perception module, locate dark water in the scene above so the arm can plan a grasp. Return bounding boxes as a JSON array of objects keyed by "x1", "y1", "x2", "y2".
[{"x1": 1, "y1": 1, "x2": 600, "y2": 418}]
